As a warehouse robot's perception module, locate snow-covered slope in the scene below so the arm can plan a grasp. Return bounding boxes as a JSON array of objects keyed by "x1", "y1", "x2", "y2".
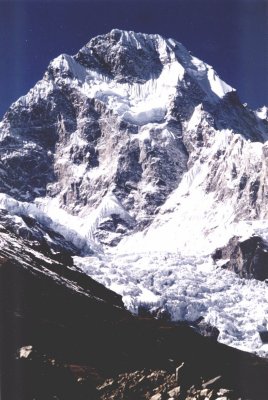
[{"x1": 0, "y1": 29, "x2": 268, "y2": 357}]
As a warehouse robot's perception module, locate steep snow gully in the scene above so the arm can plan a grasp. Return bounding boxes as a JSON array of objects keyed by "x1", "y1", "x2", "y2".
[{"x1": 1, "y1": 29, "x2": 268, "y2": 357}]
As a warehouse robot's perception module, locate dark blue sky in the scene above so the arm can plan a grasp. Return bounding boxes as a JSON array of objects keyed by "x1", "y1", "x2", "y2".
[{"x1": 0, "y1": 0, "x2": 267, "y2": 118}]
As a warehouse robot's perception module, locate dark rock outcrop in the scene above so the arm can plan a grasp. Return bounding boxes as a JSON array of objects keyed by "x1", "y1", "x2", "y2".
[
  {"x1": 191, "y1": 317, "x2": 220, "y2": 341},
  {"x1": 212, "y1": 235, "x2": 268, "y2": 280},
  {"x1": 76, "y1": 29, "x2": 164, "y2": 83}
]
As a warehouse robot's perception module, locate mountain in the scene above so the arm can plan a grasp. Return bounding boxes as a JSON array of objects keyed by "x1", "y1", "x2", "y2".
[
  {"x1": 0, "y1": 29, "x2": 267, "y2": 250},
  {"x1": 1, "y1": 29, "x2": 268, "y2": 389}
]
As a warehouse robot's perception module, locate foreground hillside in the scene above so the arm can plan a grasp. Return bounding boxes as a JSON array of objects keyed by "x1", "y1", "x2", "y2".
[{"x1": 1, "y1": 229, "x2": 268, "y2": 399}]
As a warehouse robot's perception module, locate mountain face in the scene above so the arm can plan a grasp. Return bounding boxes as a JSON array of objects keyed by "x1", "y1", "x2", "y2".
[
  {"x1": 0, "y1": 29, "x2": 267, "y2": 250},
  {"x1": 1, "y1": 29, "x2": 268, "y2": 367}
]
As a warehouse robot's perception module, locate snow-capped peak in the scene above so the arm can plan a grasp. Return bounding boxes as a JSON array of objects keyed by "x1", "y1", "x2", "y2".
[{"x1": 74, "y1": 29, "x2": 233, "y2": 101}]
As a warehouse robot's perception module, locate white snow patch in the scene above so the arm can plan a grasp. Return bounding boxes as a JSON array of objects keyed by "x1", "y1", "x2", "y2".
[
  {"x1": 207, "y1": 67, "x2": 233, "y2": 98},
  {"x1": 187, "y1": 104, "x2": 203, "y2": 130},
  {"x1": 80, "y1": 58, "x2": 184, "y2": 126},
  {"x1": 0, "y1": 194, "x2": 91, "y2": 252},
  {"x1": 255, "y1": 106, "x2": 268, "y2": 121}
]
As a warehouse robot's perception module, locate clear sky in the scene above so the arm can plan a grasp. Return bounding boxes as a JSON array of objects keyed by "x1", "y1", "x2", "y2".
[{"x1": 0, "y1": 0, "x2": 267, "y2": 118}]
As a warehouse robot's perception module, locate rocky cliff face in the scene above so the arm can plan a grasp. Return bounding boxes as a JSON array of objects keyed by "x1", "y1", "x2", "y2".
[{"x1": 0, "y1": 29, "x2": 267, "y2": 248}]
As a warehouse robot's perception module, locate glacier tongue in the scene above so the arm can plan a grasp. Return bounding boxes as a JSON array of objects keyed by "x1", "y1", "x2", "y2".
[{"x1": 75, "y1": 251, "x2": 268, "y2": 358}]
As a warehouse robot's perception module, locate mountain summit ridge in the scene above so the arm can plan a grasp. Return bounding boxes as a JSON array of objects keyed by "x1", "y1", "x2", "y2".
[{"x1": 74, "y1": 29, "x2": 234, "y2": 98}]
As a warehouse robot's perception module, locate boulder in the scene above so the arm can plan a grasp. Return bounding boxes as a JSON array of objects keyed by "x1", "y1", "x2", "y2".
[
  {"x1": 193, "y1": 317, "x2": 220, "y2": 341},
  {"x1": 212, "y1": 235, "x2": 268, "y2": 280}
]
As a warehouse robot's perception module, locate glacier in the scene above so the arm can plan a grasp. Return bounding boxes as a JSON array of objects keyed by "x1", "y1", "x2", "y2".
[{"x1": 75, "y1": 252, "x2": 268, "y2": 358}]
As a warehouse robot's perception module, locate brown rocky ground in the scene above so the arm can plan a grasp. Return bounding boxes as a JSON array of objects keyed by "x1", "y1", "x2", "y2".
[
  {"x1": 14, "y1": 348, "x2": 248, "y2": 400},
  {"x1": 97, "y1": 369, "x2": 238, "y2": 400}
]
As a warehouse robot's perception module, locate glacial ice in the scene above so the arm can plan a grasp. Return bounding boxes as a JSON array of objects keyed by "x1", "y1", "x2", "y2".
[{"x1": 75, "y1": 251, "x2": 268, "y2": 358}]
